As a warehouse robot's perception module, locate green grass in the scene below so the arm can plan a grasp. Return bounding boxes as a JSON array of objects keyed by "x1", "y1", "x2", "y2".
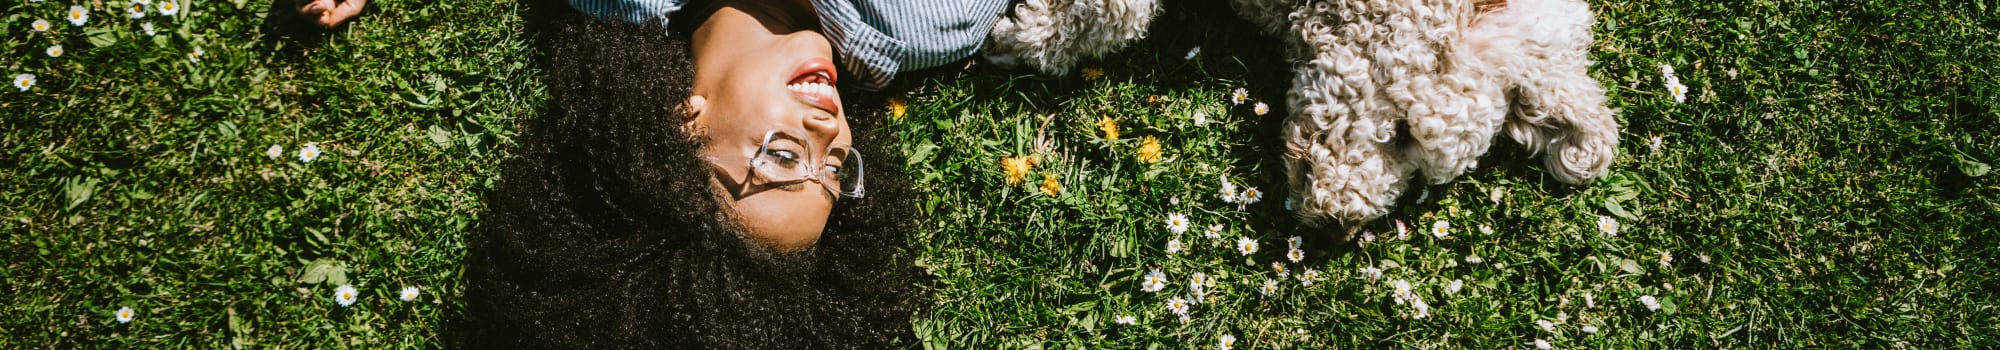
[{"x1": 4, "y1": 0, "x2": 1997, "y2": 348}]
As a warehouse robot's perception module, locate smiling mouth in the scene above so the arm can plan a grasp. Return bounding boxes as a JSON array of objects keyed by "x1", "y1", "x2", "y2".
[{"x1": 786, "y1": 58, "x2": 840, "y2": 115}]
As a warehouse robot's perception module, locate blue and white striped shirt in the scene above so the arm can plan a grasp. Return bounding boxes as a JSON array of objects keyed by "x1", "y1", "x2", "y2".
[{"x1": 568, "y1": 0, "x2": 1009, "y2": 90}]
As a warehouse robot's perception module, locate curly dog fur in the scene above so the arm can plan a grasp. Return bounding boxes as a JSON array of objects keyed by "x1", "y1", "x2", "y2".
[
  {"x1": 982, "y1": 0, "x2": 1162, "y2": 75},
  {"x1": 1233, "y1": 0, "x2": 1619, "y2": 228}
]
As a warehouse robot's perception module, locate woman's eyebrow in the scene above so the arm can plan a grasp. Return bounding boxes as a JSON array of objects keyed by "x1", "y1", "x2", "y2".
[{"x1": 767, "y1": 128, "x2": 811, "y2": 146}]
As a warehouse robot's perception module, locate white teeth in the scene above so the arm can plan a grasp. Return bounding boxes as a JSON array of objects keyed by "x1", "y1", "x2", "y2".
[{"x1": 787, "y1": 82, "x2": 833, "y2": 99}]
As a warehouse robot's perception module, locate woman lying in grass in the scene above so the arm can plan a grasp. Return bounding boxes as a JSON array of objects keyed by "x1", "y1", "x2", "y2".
[{"x1": 466, "y1": 3, "x2": 925, "y2": 347}]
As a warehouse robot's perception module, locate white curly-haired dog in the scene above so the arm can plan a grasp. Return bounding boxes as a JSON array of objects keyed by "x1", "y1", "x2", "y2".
[
  {"x1": 1233, "y1": 0, "x2": 1619, "y2": 229},
  {"x1": 981, "y1": 0, "x2": 1162, "y2": 75}
]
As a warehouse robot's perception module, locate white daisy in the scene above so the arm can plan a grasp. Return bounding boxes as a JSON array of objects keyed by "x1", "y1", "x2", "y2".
[
  {"x1": 1596, "y1": 215, "x2": 1619, "y2": 236},
  {"x1": 298, "y1": 142, "x2": 321, "y2": 162},
  {"x1": 1271, "y1": 262, "x2": 1288, "y2": 278},
  {"x1": 1359, "y1": 231, "x2": 1376, "y2": 247},
  {"x1": 142, "y1": 22, "x2": 155, "y2": 36},
  {"x1": 1585, "y1": 292, "x2": 1595, "y2": 308},
  {"x1": 115, "y1": 306, "x2": 135, "y2": 323},
  {"x1": 1409, "y1": 297, "x2": 1430, "y2": 319},
  {"x1": 67, "y1": 5, "x2": 89, "y2": 26},
  {"x1": 1358, "y1": 266, "x2": 1382, "y2": 282},
  {"x1": 334, "y1": 284, "x2": 358, "y2": 307},
  {"x1": 1218, "y1": 175, "x2": 1237, "y2": 203},
  {"x1": 1114, "y1": 315, "x2": 1136, "y2": 325},
  {"x1": 1464, "y1": 254, "x2": 1483, "y2": 264},
  {"x1": 1192, "y1": 111, "x2": 1207, "y2": 126},
  {"x1": 188, "y1": 47, "x2": 204, "y2": 63},
  {"x1": 1260, "y1": 278, "x2": 1278, "y2": 295},
  {"x1": 1660, "y1": 251, "x2": 1674, "y2": 268},
  {"x1": 46, "y1": 45, "x2": 63, "y2": 58},
  {"x1": 1166, "y1": 238, "x2": 1183, "y2": 254},
  {"x1": 1239, "y1": 187, "x2": 1262, "y2": 204},
  {"x1": 13, "y1": 74, "x2": 35, "y2": 92},
  {"x1": 1395, "y1": 220, "x2": 1409, "y2": 240},
  {"x1": 1166, "y1": 295, "x2": 1190, "y2": 315},
  {"x1": 1285, "y1": 248, "x2": 1303, "y2": 263},
  {"x1": 1204, "y1": 224, "x2": 1223, "y2": 240},
  {"x1": 1445, "y1": 279, "x2": 1463, "y2": 295},
  {"x1": 1166, "y1": 213, "x2": 1189, "y2": 234},
  {"x1": 1534, "y1": 339, "x2": 1553, "y2": 350},
  {"x1": 1253, "y1": 101, "x2": 1270, "y2": 116},
  {"x1": 1667, "y1": 81, "x2": 1688, "y2": 103},
  {"x1": 1582, "y1": 325, "x2": 1599, "y2": 334},
  {"x1": 1218, "y1": 334, "x2": 1237, "y2": 350},
  {"x1": 1431, "y1": 219, "x2": 1450, "y2": 238},
  {"x1": 1190, "y1": 272, "x2": 1209, "y2": 298},
  {"x1": 1235, "y1": 236, "x2": 1257, "y2": 255},
  {"x1": 1648, "y1": 135, "x2": 1664, "y2": 154},
  {"x1": 1229, "y1": 87, "x2": 1248, "y2": 105},
  {"x1": 1299, "y1": 269, "x2": 1319, "y2": 286},
  {"x1": 1185, "y1": 46, "x2": 1201, "y2": 60},
  {"x1": 32, "y1": 19, "x2": 52, "y2": 32},
  {"x1": 158, "y1": 0, "x2": 180, "y2": 16},
  {"x1": 399, "y1": 286, "x2": 420, "y2": 301},
  {"x1": 1391, "y1": 279, "x2": 1413, "y2": 304},
  {"x1": 1141, "y1": 268, "x2": 1166, "y2": 292},
  {"x1": 265, "y1": 144, "x2": 284, "y2": 159},
  {"x1": 128, "y1": 2, "x2": 147, "y2": 19},
  {"x1": 1489, "y1": 186, "x2": 1504, "y2": 204},
  {"x1": 1638, "y1": 295, "x2": 1661, "y2": 311},
  {"x1": 1659, "y1": 63, "x2": 1676, "y2": 81},
  {"x1": 1538, "y1": 319, "x2": 1557, "y2": 332}
]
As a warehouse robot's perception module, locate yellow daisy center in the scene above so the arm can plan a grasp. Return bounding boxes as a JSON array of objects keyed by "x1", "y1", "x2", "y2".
[{"x1": 163, "y1": 2, "x2": 176, "y2": 11}]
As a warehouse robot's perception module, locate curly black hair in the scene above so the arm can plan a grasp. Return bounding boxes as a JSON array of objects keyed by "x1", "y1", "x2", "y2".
[{"x1": 466, "y1": 9, "x2": 923, "y2": 348}]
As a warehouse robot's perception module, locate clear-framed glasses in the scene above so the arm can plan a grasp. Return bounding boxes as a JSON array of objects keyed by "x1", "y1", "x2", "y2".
[{"x1": 716, "y1": 129, "x2": 865, "y2": 199}]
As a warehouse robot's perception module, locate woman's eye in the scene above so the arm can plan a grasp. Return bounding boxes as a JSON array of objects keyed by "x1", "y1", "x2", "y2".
[{"x1": 765, "y1": 150, "x2": 801, "y2": 166}]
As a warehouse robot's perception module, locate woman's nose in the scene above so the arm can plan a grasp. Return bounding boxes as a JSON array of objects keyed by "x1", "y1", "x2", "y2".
[{"x1": 801, "y1": 109, "x2": 840, "y2": 148}]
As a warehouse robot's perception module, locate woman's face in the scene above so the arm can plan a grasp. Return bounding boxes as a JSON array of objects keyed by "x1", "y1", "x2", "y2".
[{"x1": 687, "y1": 2, "x2": 852, "y2": 251}]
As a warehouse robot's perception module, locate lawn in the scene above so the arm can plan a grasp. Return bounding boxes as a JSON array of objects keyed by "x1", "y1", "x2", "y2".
[{"x1": 4, "y1": 0, "x2": 1997, "y2": 348}]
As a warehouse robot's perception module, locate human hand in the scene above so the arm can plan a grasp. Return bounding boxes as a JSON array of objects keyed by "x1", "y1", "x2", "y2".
[{"x1": 298, "y1": 0, "x2": 367, "y2": 28}]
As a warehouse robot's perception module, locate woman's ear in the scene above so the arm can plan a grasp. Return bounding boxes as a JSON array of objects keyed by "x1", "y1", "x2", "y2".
[{"x1": 681, "y1": 95, "x2": 707, "y2": 129}]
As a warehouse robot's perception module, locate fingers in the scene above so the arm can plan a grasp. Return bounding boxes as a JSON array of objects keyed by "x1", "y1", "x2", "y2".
[
  {"x1": 316, "y1": 0, "x2": 367, "y2": 28},
  {"x1": 299, "y1": 0, "x2": 330, "y2": 15}
]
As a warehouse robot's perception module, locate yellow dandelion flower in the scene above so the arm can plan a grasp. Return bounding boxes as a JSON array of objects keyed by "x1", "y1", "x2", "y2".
[
  {"x1": 1136, "y1": 136, "x2": 1162, "y2": 163},
  {"x1": 1001, "y1": 156, "x2": 1034, "y2": 185},
  {"x1": 1096, "y1": 116, "x2": 1119, "y2": 140},
  {"x1": 1081, "y1": 67, "x2": 1103, "y2": 81},
  {"x1": 887, "y1": 97, "x2": 908, "y2": 121},
  {"x1": 1040, "y1": 173, "x2": 1062, "y2": 196}
]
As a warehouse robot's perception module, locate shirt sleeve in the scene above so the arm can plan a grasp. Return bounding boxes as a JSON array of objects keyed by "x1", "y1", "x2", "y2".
[
  {"x1": 812, "y1": 0, "x2": 1009, "y2": 90},
  {"x1": 568, "y1": 0, "x2": 687, "y2": 27}
]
